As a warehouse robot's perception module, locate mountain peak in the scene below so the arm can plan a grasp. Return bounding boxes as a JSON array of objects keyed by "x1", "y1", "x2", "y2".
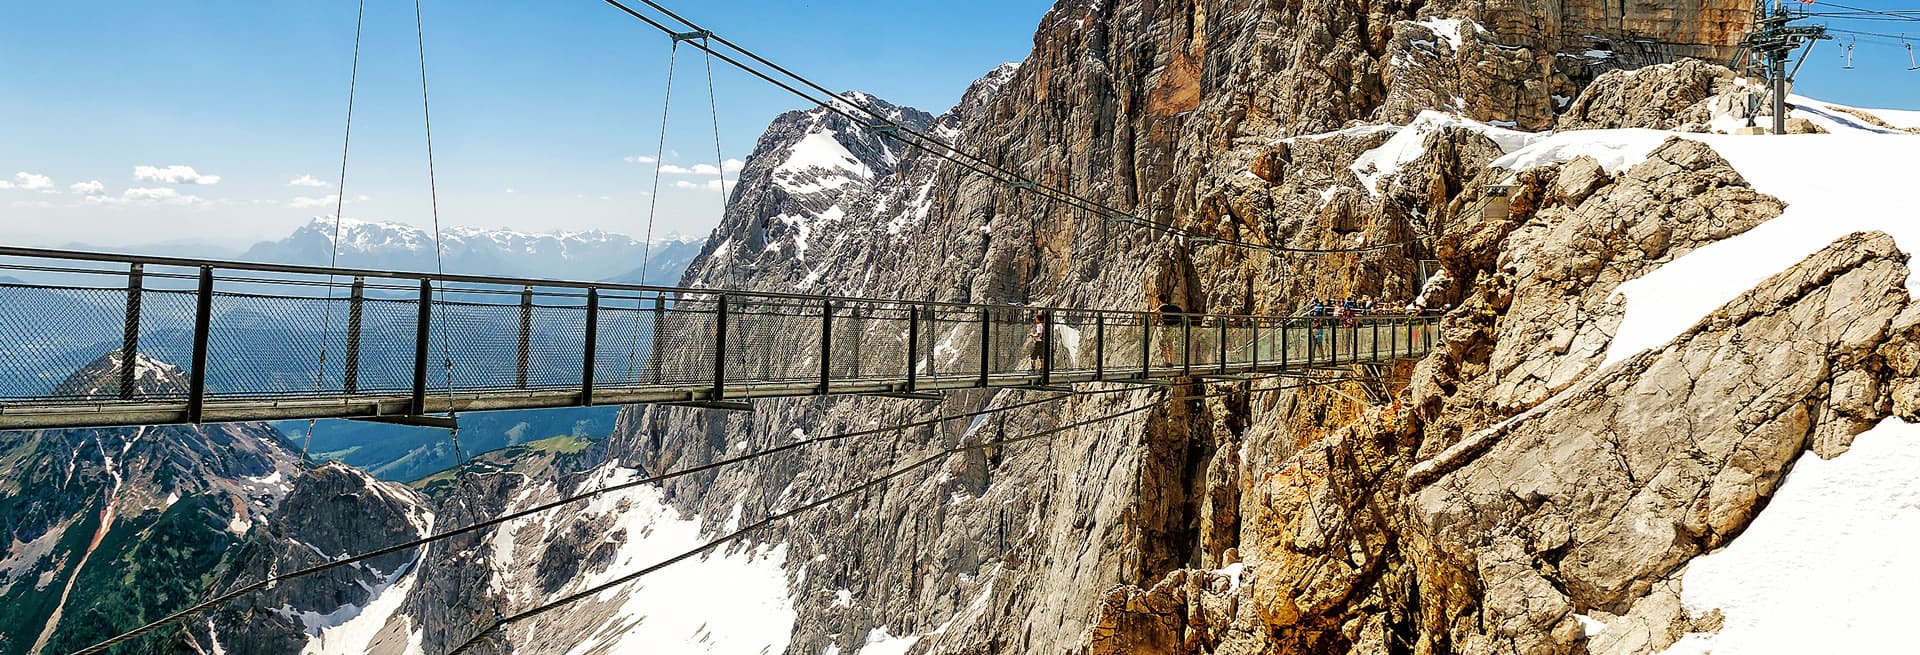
[{"x1": 52, "y1": 351, "x2": 188, "y2": 399}]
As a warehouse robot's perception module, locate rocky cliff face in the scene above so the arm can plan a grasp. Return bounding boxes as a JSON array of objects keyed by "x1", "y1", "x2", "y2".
[
  {"x1": 49, "y1": 1, "x2": 1920, "y2": 654},
  {"x1": 0, "y1": 354, "x2": 432, "y2": 655},
  {"x1": 394, "y1": 1, "x2": 1878, "y2": 654}
]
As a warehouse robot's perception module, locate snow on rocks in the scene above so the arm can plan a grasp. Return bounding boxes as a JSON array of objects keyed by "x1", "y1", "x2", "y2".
[
  {"x1": 1656, "y1": 418, "x2": 1920, "y2": 655},
  {"x1": 1353, "y1": 110, "x2": 1541, "y2": 195},
  {"x1": 1484, "y1": 101, "x2": 1920, "y2": 368}
]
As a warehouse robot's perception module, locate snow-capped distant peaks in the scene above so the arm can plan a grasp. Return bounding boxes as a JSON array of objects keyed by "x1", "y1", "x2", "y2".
[{"x1": 249, "y1": 219, "x2": 703, "y2": 281}]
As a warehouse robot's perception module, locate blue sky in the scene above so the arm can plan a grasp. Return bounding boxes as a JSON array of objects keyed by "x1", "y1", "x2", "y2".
[
  {"x1": 1, "y1": 0, "x2": 1916, "y2": 253},
  {"x1": 0, "y1": 0, "x2": 1052, "y2": 250}
]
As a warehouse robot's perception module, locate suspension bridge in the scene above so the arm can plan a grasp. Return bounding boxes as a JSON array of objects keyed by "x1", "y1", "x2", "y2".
[{"x1": 0, "y1": 245, "x2": 1438, "y2": 432}]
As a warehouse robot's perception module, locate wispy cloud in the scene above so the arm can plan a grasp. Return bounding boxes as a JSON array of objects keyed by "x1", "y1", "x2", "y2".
[
  {"x1": 673, "y1": 179, "x2": 727, "y2": 192},
  {"x1": 0, "y1": 171, "x2": 58, "y2": 193},
  {"x1": 288, "y1": 174, "x2": 329, "y2": 188},
  {"x1": 656, "y1": 160, "x2": 745, "y2": 176},
  {"x1": 68, "y1": 180, "x2": 105, "y2": 195},
  {"x1": 623, "y1": 155, "x2": 658, "y2": 164},
  {"x1": 289, "y1": 196, "x2": 334, "y2": 209},
  {"x1": 133, "y1": 164, "x2": 221, "y2": 185},
  {"x1": 94, "y1": 187, "x2": 207, "y2": 206}
]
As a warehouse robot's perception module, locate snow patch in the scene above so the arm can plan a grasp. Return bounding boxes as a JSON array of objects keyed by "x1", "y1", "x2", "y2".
[
  {"x1": 858, "y1": 626, "x2": 920, "y2": 655},
  {"x1": 299, "y1": 559, "x2": 423, "y2": 655},
  {"x1": 1657, "y1": 418, "x2": 1920, "y2": 655},
  {"x1": 1353, "y1": 111, "x2": 1540, "y2": 195},
  {"x1": 1490, "y1": 129, "x2": 1671, "y2": 174},
  {"x1": 1602, "y1": 130, "x2": 1920, "y2": 365},
  {"x1": 546, "y1": 465, "x2": 795, "y2": 655}
]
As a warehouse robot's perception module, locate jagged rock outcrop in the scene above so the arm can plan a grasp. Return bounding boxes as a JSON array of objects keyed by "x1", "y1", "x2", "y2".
[
  {"x1": 0, "y1": 352, "x2": 434, "y2": 655},
  {"x1": 92, "y1": 1, "x2": 1844, "y2": 654},
  {"x1": 1409, "y1": 232, "x2": 1910, "y2": 655}
]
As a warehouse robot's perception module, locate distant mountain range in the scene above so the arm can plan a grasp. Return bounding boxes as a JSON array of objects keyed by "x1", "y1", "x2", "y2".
[
  {"x1": 45, "y1": 219, "x2": 708, "y2": 286},
  {"x1": 242, "y1": 218, "x2": 707, "y2": 283}
]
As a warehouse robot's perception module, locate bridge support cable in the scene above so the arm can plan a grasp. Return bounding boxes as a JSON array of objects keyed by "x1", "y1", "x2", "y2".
[
  {"x1": 635, "y1": 41, "x2": 681, "y2": 288},
  {"x1": 298, "y1": 0, "x2": 368, "y2": 462},
  {"x1": 67, "y1": 374, "x2": 1370, "y2": 655},
  {"x1": 595, "y1": 0, "x2": 1398, "y2": 257},
  {"x1": 447, "y1": 400, "x2": 1165, "y2": 654}
]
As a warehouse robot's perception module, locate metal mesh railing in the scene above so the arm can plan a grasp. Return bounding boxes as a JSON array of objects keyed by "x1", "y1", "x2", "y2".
[{"x1": 0, "y1": 247, "x2": 1443, "y2": 425}]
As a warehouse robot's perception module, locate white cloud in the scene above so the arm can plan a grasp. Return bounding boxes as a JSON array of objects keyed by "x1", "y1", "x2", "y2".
[
  {"x1": 0, "y1": 171, "x2": 58, "y2": 193},
  {"x1": 724, "y1": 158, "x2": 745, "y2": 173},
  {"x1": 658, "y1": 164, "x2": 696, "y2": 174},
  {"x1": 8, "y1": 200, "x2": 54, "y2": 209},
  {"x1": 69, "y1": 180, "x2": 105, "y2": 195},
  {"x1": 288, "y1": 174, "x2": 329, "y2": 188},
  {"x1": 290, "y1": 196, "x2": 334, "y2": 209},
  {"x1": 112, "y1": 187, "x2": 206, "y2": 205},
  {"x1": 506, "y1": 188, "x2": 516, "y2": 194},
  {"x1": 624, "y1": 155, "x2": 658, "y2": 164},
  {"x1": 674, "y1": 179, "x2": 727, "y2": 192},
  {"x1": 133, "y1": 164, "x2": 221, "y2": 185}
]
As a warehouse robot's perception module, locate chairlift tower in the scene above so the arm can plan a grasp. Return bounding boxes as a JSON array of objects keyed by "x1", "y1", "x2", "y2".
[{"x1": 1732, "y1": 1, "x2": 1830, "y2": 134}]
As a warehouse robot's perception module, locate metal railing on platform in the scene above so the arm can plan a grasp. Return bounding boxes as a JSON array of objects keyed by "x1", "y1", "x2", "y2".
[{"x1": 0, "y1": 246, "x2": 1442, "y2": 429}]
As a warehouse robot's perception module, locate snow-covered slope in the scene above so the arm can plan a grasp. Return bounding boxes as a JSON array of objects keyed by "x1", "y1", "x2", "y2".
[
  {"x1": 1485, "y1": 103, "x2": 1920, "y2": 366},
  {"x1": 1654, "y1": 417, "x2": 1920, "y2": 655}
]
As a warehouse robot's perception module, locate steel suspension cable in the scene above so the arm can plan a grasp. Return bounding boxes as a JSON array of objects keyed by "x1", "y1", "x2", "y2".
[
  {"x1": 597, "y1": 0, "x2": 1398, "y2": 256},
  {"x1": 69, "y1": 373, "x2": 1363, "y2": 654},
  {"x1": 447, "y1": 400, "x2": 1164, "y2": 654},
  {"x1": 70, "y1": 389, "x2": 1074, "y2": 654},
  {"x1": 412, "y1": 0, "x2": 471, "y2": 493},
  {"x1": 702, "y1": 36, "x2": 730, "y2": 225},
  {"x1": 636, "y1": 43, "x2": 680, "y2": 287},
  {"x1": 624, "y1": 42, "x2": 681, "y2": 389},
  {"x1": 299, "y1": 0, "x2": 368, "y2": 463}
]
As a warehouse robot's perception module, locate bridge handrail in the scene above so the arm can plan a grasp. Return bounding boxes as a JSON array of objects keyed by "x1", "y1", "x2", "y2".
[{"x1": 0, "y1": 245, "x2": 1312, "y2": 322}]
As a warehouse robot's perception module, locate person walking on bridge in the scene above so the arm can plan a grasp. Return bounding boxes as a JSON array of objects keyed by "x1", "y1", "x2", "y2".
[
  {"x1": 1156, "y1": 294, "x2": 1184, "y2": 367},
  {"x1": 1026, "y1": 311, "x2": 1049, "y2": 371}
]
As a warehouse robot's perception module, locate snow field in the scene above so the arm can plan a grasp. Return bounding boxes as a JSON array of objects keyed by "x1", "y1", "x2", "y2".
[{"x1": 1654, "y1": 418, "x2": 1920, "y2": 655}]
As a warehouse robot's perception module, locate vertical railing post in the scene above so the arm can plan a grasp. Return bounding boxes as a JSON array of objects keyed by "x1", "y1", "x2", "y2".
[
  {"x1": 119, "y1": 263, "x2": 143, "y2": 400},
  {"x1": 712, "y1": 295, "x2": 729, "y2": 401},
  {"x1": 1372, "y1": 317, "x2": 1380, "y2": 360},
  {"x1": 344, "y1": 277, "x2": 364, "y2": 395},
  {"x1": 650, "y1": 294, "x2": 667, "y2": 384},
  {"x1": 186, "y1": 266, "x2": 214, "y2": 423},
  {"x1": 1351, "y1": 319, "x2": 1359, "y2": 363},
  {"x1": 411, "y1": 278, "x2": 433, "y2": 416},
  {"x1": 1217, "y1": 317, "x2": 1228, "y2": 376},
  {"x1": 580, "y1": 288, "x2": 599, "y2": 406},
  {"x1": 1327, "y1": 318, "x2": 1337, "y2": 367},
  {"x1": 1094, "y1": 313, "x2": 1105, "y2": 381},
  {"x1": 1181, "y1": 314, "x2": 1193, "y2": 377},
  {"x1": 977, "y1": 308, "x2": 991, "y2": 387},
  {"x1": 1040, "y1": 310, "x2": 1054, "y2": 387},
  {"x1": 820, "y1": 300, "x2": 834, "y2": 394},
  {"x1": 517, "y1": 285, "x2": 533, "y2": 390},
  {"x1": 1281, "y1": 318, "x2": 1290, "y2": 370},
  {"x1": 906, "y1": 305, "x2": 920, "y2": 392}
]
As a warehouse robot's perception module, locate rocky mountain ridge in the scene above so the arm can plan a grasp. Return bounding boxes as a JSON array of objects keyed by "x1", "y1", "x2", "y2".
[{"x1": 13, "y1": 0, "x2": 1920, "y2": 654}]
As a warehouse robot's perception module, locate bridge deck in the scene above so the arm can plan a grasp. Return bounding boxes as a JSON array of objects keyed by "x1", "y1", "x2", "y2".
[{"x1": 0, "y1": 246, "x2": 1439, "y2": 430}]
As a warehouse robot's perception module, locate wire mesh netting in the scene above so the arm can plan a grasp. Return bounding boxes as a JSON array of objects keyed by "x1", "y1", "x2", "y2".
[{"x1": 0, "y1": 253, "x2": 1447, "y2": 415}]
